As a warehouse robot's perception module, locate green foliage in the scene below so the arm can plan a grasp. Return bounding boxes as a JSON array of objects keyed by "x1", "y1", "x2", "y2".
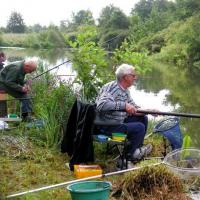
[
  {"x1": 98, "y1": 5, "x2": 129, "y2": 50},
  {"x1": 67, "y1": 26, "x2": 110, "y2": 101},
  {"x1": 1, "y1": 29, "x2": 66, "y2": 49},
  {"x1": 153, "y1": 14, "x2": 200, "y2": 68},
  {"x1": 155, "y1": 43, "x2": 188, "y2": 66},
  {"x1": 31, "y1": 61, "x2": 75, "y2": 148},
  {"x1": 6, "y1": 11, "x2": 26, "y2": 33},
  {"x1": 137, "y1": 34, "x2": 166, "y2": 54},
  {"x1": 27, "y1": 24, "x2": 45, "y2": 33},
  {"x1": 112, "y1": 40, "x2": 151, "y2": 74},
  {"x1": 72, "y1": 10, "x2": 95, "y2": 26},
  {"x1": 98, "y1": 5, "x2": 129, "y2": 30},
  {"x1": 132, "y1": 0, "x2": 175, "y2": 20},
  {"x1": 182, "y1": 134, "x2": 192, "y2": 149},
  {"x1": 99, "y1": 29, "x2": 129, "y2": 51},
  {"x1": 65, "y1": 10, "x2": 95, "y2": 32},
  {"x1": 129, "y1": 1, "x2": 175, "y2": 45},
  {"x1": 175, "y1": 0, "x2": 200, "y2": 19},
  {"x1": 1, "y1": 33, "x2": 28, "y2": 47},
  {"x1": 25, "y1": 29, "x2": 66, "y2": 49}
]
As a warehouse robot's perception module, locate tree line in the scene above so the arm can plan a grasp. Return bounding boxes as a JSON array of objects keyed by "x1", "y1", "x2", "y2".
[{"x1": 0, "y1": 0, "x2": 200, "y2": 69}]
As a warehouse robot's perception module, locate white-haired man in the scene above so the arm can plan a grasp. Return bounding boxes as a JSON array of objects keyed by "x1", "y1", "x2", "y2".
[{"x1": 96, "y1": 63, "x2": 153, "y2": 166}]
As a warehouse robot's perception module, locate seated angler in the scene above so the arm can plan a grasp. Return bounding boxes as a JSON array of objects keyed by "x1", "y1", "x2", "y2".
[{"x1": 95, "y1": 63, "x2": 156, "y2": 163}]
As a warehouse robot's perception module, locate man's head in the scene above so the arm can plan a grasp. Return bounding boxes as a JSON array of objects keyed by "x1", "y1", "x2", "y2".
[
  {"x1": 0, "y1": 52, "x2": 6, "y2": 63},
  {"x1": 115, "y1": 63, "x2": 137, "y2": 89},
  {"x1": 23, "y1": 60, "x2": 37, "y2": 74}
]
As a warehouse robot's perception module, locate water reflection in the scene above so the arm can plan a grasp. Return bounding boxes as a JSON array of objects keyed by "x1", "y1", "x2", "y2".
[
  {"x1": 135, "y1": 63, "x2": 200, "y2": 148},
  {"x1": 130, "y1": 87, "x2": 179, "y2": 111}
]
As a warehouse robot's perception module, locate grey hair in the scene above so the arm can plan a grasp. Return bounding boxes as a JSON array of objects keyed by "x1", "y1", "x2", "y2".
[{"x1": 115, "y1": 63, "x2": 135, "y2": 81}]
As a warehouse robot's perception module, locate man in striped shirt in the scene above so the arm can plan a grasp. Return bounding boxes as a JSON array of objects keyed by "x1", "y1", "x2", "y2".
[{"x1": 96, "y1": 63, "x2": 152, "y2": 161}]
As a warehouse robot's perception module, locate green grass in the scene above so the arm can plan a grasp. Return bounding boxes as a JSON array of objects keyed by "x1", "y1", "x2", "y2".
[
  {"x1": 0, "y1": 131, "x2": 72, "y2": 199},
  {"x1": 2, "y1": 33, "x2": 28, "y2": 47},
  {"x1": 0, "y1": 121, "x2": 191, "y2": 200}
]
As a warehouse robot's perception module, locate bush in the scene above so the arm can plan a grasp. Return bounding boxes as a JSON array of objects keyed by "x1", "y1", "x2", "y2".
[
  {"x1": 138, "y1": 34, "x2": 166, "y2": 54},
  {"x1": 154, "y1": 43, "x2": 188, "y2": 66},
  {"x1": 31, "y1": 62, "x2": 76, "y2": 148},
  {"x1": 99, "y1": 29, "x2": 129, "y2": 51}
]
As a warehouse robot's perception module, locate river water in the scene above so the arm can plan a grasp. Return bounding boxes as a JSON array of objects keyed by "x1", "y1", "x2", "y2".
[{"x1": 1, "y1": 47, "x2": 200, "y2": 148}]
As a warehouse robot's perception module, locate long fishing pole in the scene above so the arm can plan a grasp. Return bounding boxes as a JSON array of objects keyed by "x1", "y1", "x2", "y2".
[
  {"x1": 6, "y1": 163, "x2": 161, "y2": 198},
  {"x1": 30, "y1": 31, "x2": 126, "y2": 81},
  {"x1": 31, "y1": 60, "x2": 71, "y2": 80},
  {"x1": 137, "y1": 109, "x2": 200, "y2": 118}
]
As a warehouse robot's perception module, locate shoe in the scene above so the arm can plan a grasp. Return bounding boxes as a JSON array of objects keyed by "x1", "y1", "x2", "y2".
[
  {"x1": 127, "y1": 161, "x2": 135, "y2": 169},
  {"x1": 132, "y1": 144, "x2": 153, "y2": 160},
  {"x1": 22, "y1": 115, "x2": 35, "y2": 122},
  {"x1": 116, "y1": 159, "x2": 135, "y2": 170},
  {"x1": 142, "y1": 144, "x2": 153, "y2": 156}
]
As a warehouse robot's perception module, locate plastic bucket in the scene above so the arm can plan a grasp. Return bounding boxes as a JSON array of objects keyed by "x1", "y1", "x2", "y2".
[{"x1": 67, "y1": 181, "x2": 112, "y2": 200}]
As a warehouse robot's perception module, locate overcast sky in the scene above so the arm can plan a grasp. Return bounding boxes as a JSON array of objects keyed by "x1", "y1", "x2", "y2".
[{"x1": 0, "y1": 0, "x2": 140, "y2": 27}]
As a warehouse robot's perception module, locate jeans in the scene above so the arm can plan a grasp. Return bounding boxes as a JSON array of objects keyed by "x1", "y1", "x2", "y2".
[
  {"x1": 103, "y1": 115, "x2": 148, "y2": 155},
  {"x1": 20, "y1": 96, "x2": 32, "y2": 113}
]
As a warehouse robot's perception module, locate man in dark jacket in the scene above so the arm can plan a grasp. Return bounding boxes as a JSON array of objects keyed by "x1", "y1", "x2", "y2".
[{"x1": 0, "y1": 60, "x2": 37, "y2": 121}]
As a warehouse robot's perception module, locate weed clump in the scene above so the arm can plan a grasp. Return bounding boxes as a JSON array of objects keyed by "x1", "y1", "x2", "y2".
[{"x1": 112, "y1": 165, "x2": 191, "y2": 200}]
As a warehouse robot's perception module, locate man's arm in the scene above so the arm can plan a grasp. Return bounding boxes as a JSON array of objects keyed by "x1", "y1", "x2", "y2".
[
  {"x1": 3, "y1": 67, "x2": 24, "y2": 92},
  {"x1": 96, "y1": 91, "x2": 126, "y2": 112}
]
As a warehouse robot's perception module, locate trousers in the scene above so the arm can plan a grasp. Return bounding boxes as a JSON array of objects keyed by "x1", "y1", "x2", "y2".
[{"x1": 103, "y1": 115, "x2": 148, "y2": 155}]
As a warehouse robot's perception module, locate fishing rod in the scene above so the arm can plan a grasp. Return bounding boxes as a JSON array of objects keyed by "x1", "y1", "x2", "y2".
[
  {"x1": 31, "y1": 60, "x2": 71, "y2": 81},
  {"x1": 137, "y1": 109, "x2": 200, "y2": 118},
  {"x1": 30, "y1": 32, "x2": 127, "y2": 81},
  {"x1": 6, "y1": 163, "x2": 161, "y2": 198}
]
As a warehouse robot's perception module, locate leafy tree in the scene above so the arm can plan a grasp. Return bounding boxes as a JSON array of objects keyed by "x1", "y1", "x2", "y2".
[
  {"x1": 72, "y1": 10, "x2": 95, "y2": 26},
  {"x1": 98, "y1": 5, "x2": 129, "y2": 30},
  {"x1": 175, "y1": 0, "x2": 200, "y2": 19},
  {"x1": 67, "y1": 26, "x2": 109, "y2": 101},
  {"x1": 98, "y1": 5, "x2": 130, "y2": 50},
  {"x1": 6, "y1": 11, "x2": 26, "y2": 33},
  {"x1": 60, "y1": 20, "x2": 68, "y2": 32},
  {"x1": 129, "y1": 0, "x2": 176, "y2": 46},
  {"x1": 112, "y1": 40, "x2": 151, "y2": 75},
  {"x1": 132, "y1": 0, "x2": 175, "y2": 21},
  {"x1": 31, "y1": 24, "x2": 44, "y2": 33},
  {"x1": 132, "y1": 0, "x2": 154, "y2": 20}
]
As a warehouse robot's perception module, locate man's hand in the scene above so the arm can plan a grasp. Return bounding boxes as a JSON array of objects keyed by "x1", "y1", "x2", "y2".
[
  {"x1": 125, "y1": 103, "x2": 137, "y2": 114},
  {"x1": 22, "y1": 84, "x2": 30, "y2": 93}
]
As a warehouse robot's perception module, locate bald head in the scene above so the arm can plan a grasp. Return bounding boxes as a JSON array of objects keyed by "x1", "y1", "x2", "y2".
[{"x1": 23, "y1": 60, "x2": 37, "y2": 74}]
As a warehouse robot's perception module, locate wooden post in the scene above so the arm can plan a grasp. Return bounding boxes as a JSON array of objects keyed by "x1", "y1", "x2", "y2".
[{"x1": 0, "y1": 90, "x2": 8, "y2": 117}]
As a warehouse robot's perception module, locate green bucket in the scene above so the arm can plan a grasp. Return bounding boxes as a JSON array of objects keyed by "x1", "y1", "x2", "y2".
[{"x1": 67, "y1": 181, "x2": 112, "y2": 200}]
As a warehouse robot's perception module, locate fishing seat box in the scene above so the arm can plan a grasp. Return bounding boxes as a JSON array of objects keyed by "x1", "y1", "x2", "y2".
[
  {"x1": 74, "y1": 164, "x2": 102, "y2": 178},
  {"x1": 0, "y1": 90, "x2": 7, "y2": 117}
]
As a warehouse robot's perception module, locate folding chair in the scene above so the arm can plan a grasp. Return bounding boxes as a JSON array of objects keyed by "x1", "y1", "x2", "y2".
[
  {"x1": 93, "y1": 117, "x2": 129, "y2": 169},
  {"x1": 0, "y1": 90, "x2": 22, "y2": 122}
]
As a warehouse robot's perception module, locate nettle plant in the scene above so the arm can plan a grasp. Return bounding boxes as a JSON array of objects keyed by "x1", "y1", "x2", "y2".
[{"x1": 67, "y1": 26, "x2": 110, "y2": 102}]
